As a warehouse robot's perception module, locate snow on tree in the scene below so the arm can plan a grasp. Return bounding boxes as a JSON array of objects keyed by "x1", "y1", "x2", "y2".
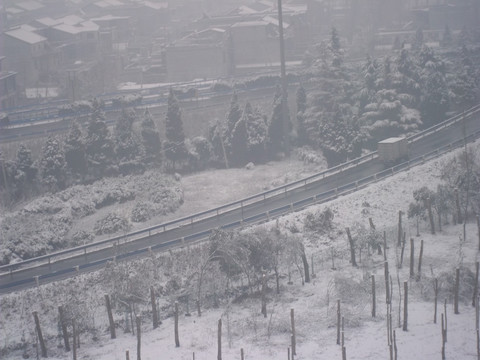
[
  {"x1": 186, "y1": 136, "x2": 212, "y2": 171},
  {"x1": 267, "y1": 85, "x2": 290, "y2": 158},
  {"x1": 39, "y1": 137, "x2": 66, "y2": 192},
  {"x1": 164, "y1": 89, "x2": 187, "y2": 171},
  {"x1": 141, "y1": 109, "x2": 162, "y2": 166},
  {"x1": 329, "y1": 27, "x2": 343, "y2": 68},
  {"x1": 441, "y1": 25, "x2": 453, "y2": 48},
  {"x1": 64, "y1": 120, "x2": 87, "y2": 178},
  {"x1": 84, "y1": 99, "x2": 115, "y2": 178},
  {"x1": 230, "y1": 108, "x2": 248, "y2": 167},
  {"x1": 412, "y1": 27, "x2": 424, "y2": 51},
  {"x1": 208, "y1": 119, "x2": 229, "y2": 168},
  {"x1": 448, "y1": 45, "x2": 479, "y2": 110},
  {"x1": 16, "y1": 145, "x2": 37, "y2": 186},
  {"x1": 244, "y1": 102, "x2": 268, "y2": 163},
  {"x1": 114, "y1": 109, "x2": 143, "y2": 174},
  {"x1": 296, "y1": 85, "x2": 308, "y2": 146},
  {"x1": 417, "y1": 46, "x2": 449, "y2": 127},
  {"x1": 224, "y1": 92, "x2": 243, "y2": 160}
]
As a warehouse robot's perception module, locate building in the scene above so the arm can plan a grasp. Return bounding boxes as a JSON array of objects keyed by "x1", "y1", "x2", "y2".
[
  {"x1": 165, "y1": 28, "x2": 228, "y2": 81},
  {"x1": 0, "y1": 57, "x2": 17, "y2": 110}
]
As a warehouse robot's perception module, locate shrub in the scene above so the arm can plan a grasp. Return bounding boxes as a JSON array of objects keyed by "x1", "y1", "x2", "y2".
[{"x1": 93, "y1": 213, "x2": 130, "y2": 235}]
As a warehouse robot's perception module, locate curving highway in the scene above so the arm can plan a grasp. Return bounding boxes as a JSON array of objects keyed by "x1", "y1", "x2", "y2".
[{"x1": 0, "y1": 106, "x2": 479, "y2": 295}]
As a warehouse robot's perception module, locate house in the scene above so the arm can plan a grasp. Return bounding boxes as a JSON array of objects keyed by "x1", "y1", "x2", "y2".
[
  {"x1": 0, "y1": 57, "x2": 17, "y2": 110},
  {"x1": 165, "y1": 27, "x2": 228, "y2": 81},
  {"x1": 3, "y1": 27, "x2": 49, "y2": 89}
]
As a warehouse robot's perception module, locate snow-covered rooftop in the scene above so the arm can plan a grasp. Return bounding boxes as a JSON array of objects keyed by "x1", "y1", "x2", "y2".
[
  {"x1": 16, "y1": 0, "x2": 43, "y2": 11},
  {"x1": 231, "y1": 20, "x2": 268, "y2": 28},
  {"x1": 5, "y1": 28, "x2": 47, "y2": 44}
]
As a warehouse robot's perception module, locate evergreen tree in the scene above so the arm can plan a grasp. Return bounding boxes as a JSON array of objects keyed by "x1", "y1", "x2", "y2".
[
  {"x1": 224, "y1": 92, "x2": 242, "y2": 159},
  {"x1": 230, "y1": 113, "x2": 248, "y2": 166},
  {"x1": 296, "y1": 85, "x2": 308, "y2": 146},
  {"x1": 244, "y1": 103, "x2": 268, "y2": 163},
  {"x1": 412, "y1": 27, "x2": 424, "y2": 50},
  {"x1": 208, "y1": 120, "x2": 229, "y2": 168},
  {"x1": 164, "y1": 88, "x2": 187, "y2": 171},
  {"x1": 39, "y1": 137, "x2": 66, "y2": 192},
  {"x1": 64, "y1": 120, "x2": 87, "y2": 177},
  {"x1": 114, "y1": 109, "x2": 142, "y2": 174},
  {"x1": 441, "y1": 25, "x2": 453, "y2": 47},
  {"x1": 0, "y1": 152, "x2": 20, "y2": 202},
  {"x1": 141, "y1": 109, "x2": 162, "y2": 166},
  {"x1": 16, "y1": 145, "x2": 37, "y2": 185},
  {"x1": 85, "y1": 99, "x2": 114, "y2": 178},
  {"x1": 267, "y1": 86, "x2": 289, "y2": 158},
  {"x1": 329, "y1": 27, "x2": 343, "y2": 67}
]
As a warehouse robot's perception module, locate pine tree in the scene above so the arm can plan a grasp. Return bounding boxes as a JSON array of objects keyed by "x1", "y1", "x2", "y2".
[
  {"x1": 296, "y1": 85, "x2": 308, "y2": 146},
  {"x1": 85, "y1": 100, "x2": 114, "y2": 178},
  {"x1": 441, "y1": 25, "x2": 453, "y2": 47},
  {"x1": 16, "y1": 145, "x2": 37, "y2": 185},
  {"x1": 164, "y1": 88, "x2": 187, "y2": 171},
  {"x1": 230, "y1": 112, "x2": 248, "y2": 167},
  {"x1": 64, "y1": 120, "x2": 87, "y2": 177},
  {"x1": 40, "y1": 137, "x2": 66, "y2": 192},
  {"x1": 225, "y1": 92, "x2": 242, "y2": 158},
  {"x1": 412, "y1": 28, "x2": 424, "y2": 50},
  {"x1": 141, "y1": 109, "x2": 162, "y2": 166},
  {"x1": 114, "y1": 109, "x2": 142, "y2": 174},
  {"x1": 267, "y1": 86, "x2": 287, "y2": 158},
  {"x1": 329, "y1": 27, "x2": 343, "y2": 68},
  {"x1": 244, "y1": 103, "x2": 268, "y2": 163}
]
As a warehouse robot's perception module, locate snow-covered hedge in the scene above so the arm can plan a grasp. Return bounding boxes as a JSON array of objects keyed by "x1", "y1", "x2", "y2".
[{"x1": 94, "y1": 213, "x2": 130, "y2": 235}]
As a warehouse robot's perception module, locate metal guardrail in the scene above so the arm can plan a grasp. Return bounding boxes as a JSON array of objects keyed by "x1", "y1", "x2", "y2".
[
  {"x1": 0, "y1": 105, "x2": 479, "y2": 275},
  {"x1": 1, "y1": 129, "x2": 480, "y2": 291}
]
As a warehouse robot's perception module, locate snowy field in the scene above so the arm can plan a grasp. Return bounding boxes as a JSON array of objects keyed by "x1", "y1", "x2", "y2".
[{"x1": 1, "y1": 142, "x2": 479, "y2": 360}]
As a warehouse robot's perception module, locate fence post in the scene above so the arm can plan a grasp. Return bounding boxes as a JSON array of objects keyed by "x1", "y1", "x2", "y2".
[
  {"x1": 105, "y1": 294, "x2": 116, "y2": 339},
  {"x1": 33, "y1": 311, "x2": 47, "y2": 358}
]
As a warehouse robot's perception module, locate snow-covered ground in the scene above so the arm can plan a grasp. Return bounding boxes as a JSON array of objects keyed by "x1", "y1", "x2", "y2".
[{"x1": 1, "y1": 142, "x2": 479, "y2": 360}]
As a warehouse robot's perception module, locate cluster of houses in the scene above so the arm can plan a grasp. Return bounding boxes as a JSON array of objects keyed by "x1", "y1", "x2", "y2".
[{"x1": 0, "y1": 0, "x2": 477, "y2": 110}]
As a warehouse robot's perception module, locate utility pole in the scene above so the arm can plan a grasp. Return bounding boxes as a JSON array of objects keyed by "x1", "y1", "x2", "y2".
[{"x1": 277, "y1": 0, "x2": 290, "y2": 154}]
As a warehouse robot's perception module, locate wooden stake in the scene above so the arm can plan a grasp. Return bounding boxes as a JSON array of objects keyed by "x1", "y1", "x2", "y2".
[
  {"x1": 341, "y1": 316, "x2": 345, "y2": 347},
  {"x1": 291, "y1": 336, "x2": 295, "y2": 360},
  {"x1": 441, "y1": 314, "x2": 446, "y2": 360},
  {"x1": 346, "y1": 227, "x2": 357, "y2": 267},
  {"x1": 444, "y1": 299, "x2": 448, "y2": 342},
  {"x1": 455, "y1": 268, "x2": 460, "y2": 314},
  {"x1": 427, "y1": 197, "x2": 435, "y2": 235},
  {"x1": 342, "y1": 346, "x2": 347, "y2": 360},
  {"x1": 291, "y1": 308, "x2": 296, "y2": 355},
  {"x1": 393, "y1": 330, "x2": 397, "y2": 360},
  {"x1": 403, "y1": 281, "x2": 408, "y2": 331},
  {"x1": 473, "y1": 261, "x2": 479, "y2": 307},
  {"x1": 417, "y1": 240, "x2": 424, "y2": 280},
  {"x1": 400, "y1": 233, "x2": 406, "y2": 268},
  {"x1": 196, "y1": 299, "x2": 201, "y2": 317},
  {"x1": 33, "y1": 311, "x2": 47, "y2": 358},
  {"x1": 434, "y1": 278, "x2": 438, "y2": 324},
  {"x1": 261, "y1": 272, "x2": 267, "y2": 318},
  {"x1": 385, "y1": 261, "x2": 390, "y2": 304},
  {"x1": 72, "y1": 320, "x2": 77, "y2": 360},
  {"x1": 383, "y1": 231, "x2": 387, "y2": 260},
  {"x1": 477, "y1": 215, "x2": 480, "y2": 251},
  {"x1": 126, "y1": 350, "x2": 130, "y2": 360},
  {"x1": 409, "y1": 239, "x2": 414, "y2": 279},
  {"x1": 105, "y1": 295, "x2": 116, "y2": 339},
  {"x1": 175, "y1": 302, "x2": 180, "y2": 347},
  {"x1": 397, "y1": 210, "x2": 403, "y2": 247},
  {"x1": 241, "y1": 348, "x2": 244, "y2": 360},
  {"x1": 151, "y1": 287, "x2": 158, "y2": 329},
  {"x1": 218, "y1": 319, "x2": 222, "y2": 360},
  {"x1": 372, "y1": 275, "x2": 376, "y2": 318},
  {"x1": 136, "y1": 316, "x2": 141, "y2": 360},
  {"x1": 476, "y1": 296, "x2": 479, "y2": 360},
  {"x1": 336, "y1": 301, "x2": 341, "y2": 345},
  {"x1": 58, "y1": 306, "x2": 70, "y2": 352}
]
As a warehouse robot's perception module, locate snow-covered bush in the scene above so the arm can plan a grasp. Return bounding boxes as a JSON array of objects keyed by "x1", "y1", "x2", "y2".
[
  {"x1": 92, "y1": 186, "x2": 135, "y2": 209},
  {"x1": 294, "y1": 146, "x2": 326, "y2": 165},
  {"x1": 70, "y1": 230, "x2": 94, "y2": 247},
  {"x1": 303, "y1": 207, "x2": 334, "y2": 234},
  {"x1": 94, "y1": 213, "x2": 130, "y2": 235},
  {"x1": 131, "y1": 201, "x2": 154, "y2": 222}
]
